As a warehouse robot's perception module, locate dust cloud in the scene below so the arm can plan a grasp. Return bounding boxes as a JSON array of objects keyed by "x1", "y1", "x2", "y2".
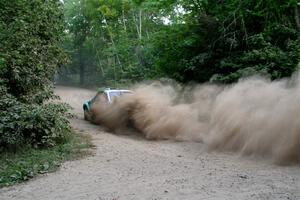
[{"x1": 89, "y1": 76, "x2": 300, "y2": 164}]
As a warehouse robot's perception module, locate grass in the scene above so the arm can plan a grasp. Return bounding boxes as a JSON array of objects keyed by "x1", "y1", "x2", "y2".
[{"x1": 0, "y1": 132, "x2": 94, "y2": 187}]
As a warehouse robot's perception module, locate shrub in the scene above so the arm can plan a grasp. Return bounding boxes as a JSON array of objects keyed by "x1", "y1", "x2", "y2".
[
  {"x1": 0, "y1": 0, "x2": 67, "y2": 102},
  {"x1": 0, "y1": 83, "x2": 71, "y2": 151},
  {"x1": 0, "y1": 1, "x2": 71, "y2": 151}
]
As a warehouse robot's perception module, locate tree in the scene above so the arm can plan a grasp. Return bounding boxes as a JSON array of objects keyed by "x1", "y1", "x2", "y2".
[
  {"x1": 0, "y1": 0, "x2": 67, "y2": 102},
  {"x1": 66, "y1": 0, "x2": 91, "y2": 85},
  {"x1": 62, "y1": 0, "x2": 162, "y2": 86},
  {"x1": 61, "y1": 0, "x2": 300, "y2": 85},
  {"x1": 151, "y1": 0, "x2": 300, "y2": 83},
  {"x1": 0, "y1": 0, "x2": 70, "y2": 150}
]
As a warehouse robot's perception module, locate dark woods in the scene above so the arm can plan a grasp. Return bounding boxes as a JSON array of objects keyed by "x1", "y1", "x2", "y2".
[{"x1": 60, "y1": 0, "x2": 300, "y2": 86}]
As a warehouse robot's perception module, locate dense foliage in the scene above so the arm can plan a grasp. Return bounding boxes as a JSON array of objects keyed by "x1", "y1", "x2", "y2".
[
  {"x1": 61, "y1": 0, "x2": 162, "y2": 86},
  {"x1": 0, "y1": 0, "x2": 70, "y2": 150},
  {"x1": 61, "y1": 0, "x2": 300, "y2": 85},
  {"x1": 165, "y1": 0, "x2": 300, "y2": 83}
]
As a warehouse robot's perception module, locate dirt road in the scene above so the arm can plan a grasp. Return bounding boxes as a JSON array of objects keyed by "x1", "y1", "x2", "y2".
[{"x1": 1, "y1": 86, "x2": 300, "y2": 200}]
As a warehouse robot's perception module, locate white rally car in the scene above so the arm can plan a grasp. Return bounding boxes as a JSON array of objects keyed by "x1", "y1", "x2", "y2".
[{"x1": 83, "y1": 88, "x2": 132, "y2": 120}]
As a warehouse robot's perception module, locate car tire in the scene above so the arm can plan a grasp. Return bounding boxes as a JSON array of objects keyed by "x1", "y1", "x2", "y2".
[{"x1": 84, "y1": 110, "x2": 90, "y2": 121}]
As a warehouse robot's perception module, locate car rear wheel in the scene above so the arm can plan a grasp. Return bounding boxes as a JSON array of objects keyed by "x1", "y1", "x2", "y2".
[{"x1": 84, "y1": 110, "x2": 90, "y2": 121}]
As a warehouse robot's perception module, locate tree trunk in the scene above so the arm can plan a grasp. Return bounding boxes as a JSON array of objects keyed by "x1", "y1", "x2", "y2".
[
  {"x1": 101, "y1": 15, "x2": 123, "y2": 71},
  {"x1": 96, "y1": 50, "x2": 105, "y2": 77},
  {"x1": 122, "y1": 4, "x2": 127, "y2": 32},
  {"x1": 79, "y1": 45, "x2": 85, "y2": 85},
  {"x1": 133, "y1": 10, "x2": 142, "y2": 40},
  {"x1": 139, "y1": 9, "x2": 142, "y2": 40}
]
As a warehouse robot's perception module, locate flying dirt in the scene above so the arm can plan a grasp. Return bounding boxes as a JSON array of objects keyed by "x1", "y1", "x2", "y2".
[
  {"x1": 2, "y1": 86, "x2": 299, "y2": 200},
  {"x1": 89, "y1": 75, "x2": 300, "y2": 164}
]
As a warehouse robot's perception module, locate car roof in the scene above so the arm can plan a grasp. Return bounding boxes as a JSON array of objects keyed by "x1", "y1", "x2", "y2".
[
  {"x1": 105, "y1": 89, "x2": 132, "y2": 93},
  {"x1": 97, "y1": 87, "x2": 132, "y2": 92}
]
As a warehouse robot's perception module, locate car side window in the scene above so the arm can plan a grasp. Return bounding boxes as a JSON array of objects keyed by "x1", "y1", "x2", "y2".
[{"x1": 109, "y1": 91, "x2": 122, "y2": 101}]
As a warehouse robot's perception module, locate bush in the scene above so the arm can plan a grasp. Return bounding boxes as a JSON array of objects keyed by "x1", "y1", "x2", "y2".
[
  {"x1": 0, "y1": 0, "x2": 67, "y2": 102},
  {"x1": 0, "y1": 1, "x2": 71, "y2": 152},
  {"x1": 213, "y1": 25, "x2": 300, "y2": 83},
  {"x1": 151, "y1": 0, "x2": 300, "y2": 83},
  {"x1": 0, "y1": 84, "x2": 71, "y2": 150}
]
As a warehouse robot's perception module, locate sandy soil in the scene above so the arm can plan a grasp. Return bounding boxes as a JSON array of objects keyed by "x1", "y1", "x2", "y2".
[{"x1": 1, "y1": 86, "x2": 300, "y2": 200}]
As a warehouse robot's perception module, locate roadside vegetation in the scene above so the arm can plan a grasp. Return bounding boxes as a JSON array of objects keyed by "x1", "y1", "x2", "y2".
[
  {"x1": 0, "y1": 1, "x2": 92, "y2": 186},
  {"x1": 0, "y1": 133, "x2": 93, "y2": 187}
]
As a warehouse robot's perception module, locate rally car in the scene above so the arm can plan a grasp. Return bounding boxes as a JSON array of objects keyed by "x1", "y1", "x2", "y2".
[{"x1": 83, "y1": 88, "x2": 132, "y2": 120}]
